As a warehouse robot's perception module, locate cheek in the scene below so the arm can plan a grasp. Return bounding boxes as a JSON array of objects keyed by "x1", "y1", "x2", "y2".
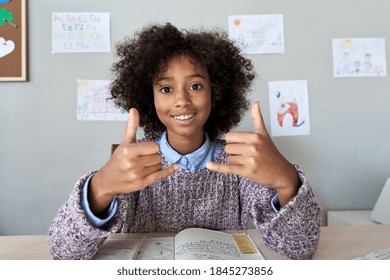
[
  {"x1": 153, "y1": 94, "x2": 164, "y2": 119},
  {"x1": 153, "y1": 95, "x2": 172, "y2": 123},
  {"x1": 203, "y1": 100, "x2": 212, "y2": 117},
  {"x1": 201, "y1": 93, "x2": 212, "y2": 115},
  {"x1": 153, "y1": 92, "x2": 164, "y2": 110}
]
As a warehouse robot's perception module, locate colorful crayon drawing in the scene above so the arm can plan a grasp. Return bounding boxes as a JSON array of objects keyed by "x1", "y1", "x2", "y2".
[
  {"x1": 77, "y1": 80, "x2": 127, "y2": 121},
  {"x1": 332, "y1": 38, "x2": 387, "y2": 77},
  {"x1": 276, "y1": 96, "x2": 305, "y2": 128},
  {"x1": 269, "y1": 80, "x2": 310, "y2": 137},
  {"x1": 228, "y1": 14, "x2": 284, "y2": 54}
]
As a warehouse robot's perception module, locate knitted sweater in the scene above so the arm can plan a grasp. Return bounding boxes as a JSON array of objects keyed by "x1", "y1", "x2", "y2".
[{"x1": 48, "y1": 142, "x2": 321, "y2": 260}]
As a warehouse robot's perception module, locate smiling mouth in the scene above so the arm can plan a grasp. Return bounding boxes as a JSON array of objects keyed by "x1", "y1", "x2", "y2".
[{"x1": 173, "y1": 114, "x2": 195, "y2": 121}]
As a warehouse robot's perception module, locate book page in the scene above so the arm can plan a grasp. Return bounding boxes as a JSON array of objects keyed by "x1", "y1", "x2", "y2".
[
  {"x1": 174, "y1": 228, "x2": 264, "y2": 260},
  {"x1": 93, "y1": 238, "x2": 144, "y2": 260},
  {"x1": 354, "y1": 248, "x2": 390, "y2": 260},
  {"x1": 136, "y1": 237, "x2": 174, "y2": 260}
]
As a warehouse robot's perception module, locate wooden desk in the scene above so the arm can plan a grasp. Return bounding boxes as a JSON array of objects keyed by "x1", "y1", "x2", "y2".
[
  {"x1": 253, "y1": 224, "x2": 390, "y2": 260},
  {"x1": 0, "y1": 235, "x2": 52, "y2": 260},
  {"x1": 313, "y1": 224, "x2": 390, "y2": 260},
  {"x1": 1, "y1": 224, "x2": 389, "y2": 260}
]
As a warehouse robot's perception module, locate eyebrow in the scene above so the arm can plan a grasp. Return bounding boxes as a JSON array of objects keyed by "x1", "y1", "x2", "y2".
[{"x1": 154, "y1": 74, "x2": 207, "y2": 84}]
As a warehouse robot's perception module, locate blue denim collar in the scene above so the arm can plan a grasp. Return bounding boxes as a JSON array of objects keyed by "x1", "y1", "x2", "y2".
[{"x1": 156, "y1": 131, "x2": 222, "y2": 172}]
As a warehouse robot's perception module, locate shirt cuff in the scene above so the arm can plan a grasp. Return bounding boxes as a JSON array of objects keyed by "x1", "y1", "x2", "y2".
[
  {"x1": 271, "y1": 194, "x2": 281, "y2": 213},
  {"x1": 81, "y1": 174, "x2": 118, "y2": 228}
]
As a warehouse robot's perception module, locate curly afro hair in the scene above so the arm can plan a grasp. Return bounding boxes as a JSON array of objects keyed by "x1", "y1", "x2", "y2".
[{"x1": 110, "y1": 22, "x2": 255, "y2": 141}]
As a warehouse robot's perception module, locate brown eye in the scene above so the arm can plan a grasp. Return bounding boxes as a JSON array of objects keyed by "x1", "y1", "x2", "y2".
[
  {"x1": 160, "y1": 87, "x2": 172, "y2": 94},
  {"x1": 189, "y1": 84, "x2": 202, "y2": 90}
]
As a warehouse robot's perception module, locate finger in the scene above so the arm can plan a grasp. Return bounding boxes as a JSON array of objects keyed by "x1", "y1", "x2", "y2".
[
  {"x1": 206, "y1": 162, "x2": 244, "y2": 176},
  {"x1": 132, "y1": 142, "x2": 160, "y2": 156},
  {"x1": 224, "y1": 143, "x2": 256, "y2": 155},
  {"x1": 143, "y1": 164, "x2": 179, "y2": 186},
  {"x1": 125, "y1": 163, "x2": 163, "y2": 183},
  {"x1": 119, "y1": 142, "x2": 160, "y2": 157},
  {"x1": 226, "y1": 155, "x2": 251, "y2": 166},
  {"x1": 141, "y1": 163, "x2": 164, "y2": 176},
  {"x1": 225, "y1": 132, "x2": 261, "y2": 144},
  {"x1": 121, "y1": 108, "x2": 140, "y2": 144},
  {"x1": 138, "y1": 153, "x2": 162, "y2": 167},
  {"x1": 251, "y1": 101, "x2": 269, "y2": 137}
]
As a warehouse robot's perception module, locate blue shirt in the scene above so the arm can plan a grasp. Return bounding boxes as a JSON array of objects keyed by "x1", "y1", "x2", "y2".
[
  {"x1": 156, "y1": 131, "x2": 223, "y2": 172},
  {"x1": 81, "y1": 132, "x2": 279, "y2": 227}
]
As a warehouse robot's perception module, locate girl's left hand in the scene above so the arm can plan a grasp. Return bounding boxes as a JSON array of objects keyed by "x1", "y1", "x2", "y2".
[{"x1": 206, "y1": 101, "x2": 300, "y2": 207}]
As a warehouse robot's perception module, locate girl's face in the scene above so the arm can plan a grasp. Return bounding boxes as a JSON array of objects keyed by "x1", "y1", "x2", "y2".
[{"x1": 153, "y1": 55, "x2": 212, "y2": 148}]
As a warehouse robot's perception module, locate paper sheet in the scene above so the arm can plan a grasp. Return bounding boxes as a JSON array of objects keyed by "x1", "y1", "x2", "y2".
[
  {"x1": 77, "y1": 79, "x2": 127, "y2": 121},
  {"x1": 52, "y1": 12, "x2": 111, "y2": 53},
  {"x1": 269, "y1": 80, "x2": 311, "y2": 137},
  {"x1": 332, "y1": 38, "x2": 387, "y2": 77},
  {"x1": 228, "y1": 14, "x2": 284, "y2": 54}
]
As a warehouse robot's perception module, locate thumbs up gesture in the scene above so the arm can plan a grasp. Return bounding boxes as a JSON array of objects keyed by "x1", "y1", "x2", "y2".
[
  {"x1": 89, "y1": 108, "x2": 178, "y2": 214},
  {"x1": 206, "y1": 102, "x2": 299, "y2": 207}
]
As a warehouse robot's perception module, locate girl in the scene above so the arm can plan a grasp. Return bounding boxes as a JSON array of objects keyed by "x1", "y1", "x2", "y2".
[{"x1": 48, "y1": 23, "x2": 321, "y2": 260}]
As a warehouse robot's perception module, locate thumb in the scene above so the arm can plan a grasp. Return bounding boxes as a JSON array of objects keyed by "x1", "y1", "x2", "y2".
[
  {"x1": 121, "y1": 108, "x2": 139, "y2": 144},
  {"x1": 251, "y1": 101, "x2": 269, "y2": 136}
]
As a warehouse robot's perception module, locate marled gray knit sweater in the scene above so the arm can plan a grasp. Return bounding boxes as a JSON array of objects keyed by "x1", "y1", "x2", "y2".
[{"x1": 48, "y1": 143, "x2": 321, "y2": 260}]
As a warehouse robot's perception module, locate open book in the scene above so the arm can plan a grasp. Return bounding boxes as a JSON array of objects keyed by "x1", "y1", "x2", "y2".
[
  {"x1": 173, "y1": 228, "x2": 264, "y2": 260},
  {"x1": 94, "y1": 228, "x2": 264, "y2": 260},
  {"x1": 353, "y1": 248, "x2": 390, "y2": 260}
]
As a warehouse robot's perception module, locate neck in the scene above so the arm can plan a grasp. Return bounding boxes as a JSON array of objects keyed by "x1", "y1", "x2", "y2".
[{"x1": 166, "y1": 131, "x2": 205, "y2": 155}]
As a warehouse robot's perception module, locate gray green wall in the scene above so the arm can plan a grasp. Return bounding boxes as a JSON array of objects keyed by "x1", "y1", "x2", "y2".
[{"x1": 1, "y1": 0, "x2": 390, "y2": 235}]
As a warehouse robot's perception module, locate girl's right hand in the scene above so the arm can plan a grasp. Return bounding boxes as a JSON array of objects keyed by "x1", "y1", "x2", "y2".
[{"x1": 89, "y1": 108, "x2": 178, "y2": 214}]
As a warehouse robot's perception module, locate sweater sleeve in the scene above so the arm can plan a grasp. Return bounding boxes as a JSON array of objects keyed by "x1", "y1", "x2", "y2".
[
  {"x1": 47, "y1": 171, "x2": 126, "y2": 260},
  {"x1": 80, "y1": 174, "x2": 118, "y2": 228},
  {"x1": 246, "y1": 165, "x2": 321, "y2": 260}
]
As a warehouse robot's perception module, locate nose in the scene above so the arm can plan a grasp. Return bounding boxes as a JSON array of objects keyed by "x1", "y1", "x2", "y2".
[{"x1": 174, "y1": 87, "x2": 191, "y2": 108}]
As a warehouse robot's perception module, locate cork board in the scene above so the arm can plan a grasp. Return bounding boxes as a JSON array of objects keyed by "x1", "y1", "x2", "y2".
[{"x1": 0, "y1": 0, "x2": 26, "y2": 81}]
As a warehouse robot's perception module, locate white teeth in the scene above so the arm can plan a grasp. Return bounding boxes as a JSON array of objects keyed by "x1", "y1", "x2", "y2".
[{"x1": 174, "y1": 114, "x2": 194, "y2": 120}]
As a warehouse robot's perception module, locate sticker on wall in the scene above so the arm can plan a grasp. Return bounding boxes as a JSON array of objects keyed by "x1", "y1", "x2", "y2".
[
  {"x1": 77, "y1": 80, "x2": 127, "y2": 121},
  {"x1": 228, "y1": 14, "x2": 284, "y2": 54},
  {"x1": 332, "y1": 38, "x2": 387, "y2": 77},
  {"x1": 52, "y1": 13, "x2": 111, "y2": 53},
  {"x1": 269, "y1": 80, "x2": 310, "y2": 137},
  {"x1": 0, "y1": 37, "x2": 15, "y2": 58},
  {"x1": 0, "y1": 7, "x2": 18, "y2": 28}
]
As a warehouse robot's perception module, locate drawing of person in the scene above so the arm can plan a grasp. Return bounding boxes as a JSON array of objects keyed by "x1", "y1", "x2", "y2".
[
  {"x1": 338, "y1": 51, "x2": 353, "y2": 76},
  {"x1": 354, "y1": 60, "x2": 361, "y2": 75},
  {"x1": 361, "y1": 53, "x2": 373, "y2": 73}
]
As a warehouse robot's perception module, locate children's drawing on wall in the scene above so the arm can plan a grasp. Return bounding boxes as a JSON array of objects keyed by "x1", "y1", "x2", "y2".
[
  {"x1": 228, "y1": 14, "x2": 284, "y2": 54},
  {"x1": 77, "y1": 79, "x2": 127, "y2": 121},
  {"x1": 0, "y1": 5, "x2": 16, "y2": 59},
  {"x1": 332, "y1": 38, "x2": 387, "y2": 77},
  {"x1": 268, "y1": 80, "x2": 310, "y2": 137},
  {"x1": 0, "y1": 6, "x2": 18, "y2": 27},
  {"x1": 0, "y1": 37, "x2": 15, "y2": 58},
  {"x1": 0, "y1": 6, "x2": 17, "y2": 59}
]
